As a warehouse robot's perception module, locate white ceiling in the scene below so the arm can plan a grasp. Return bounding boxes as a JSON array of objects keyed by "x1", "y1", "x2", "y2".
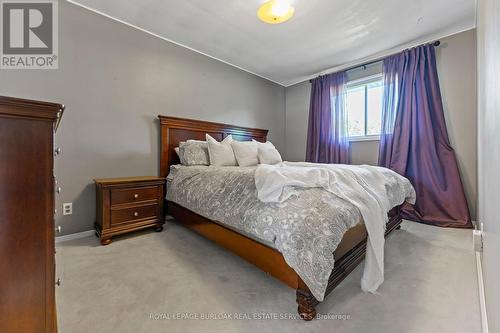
[{"x1": 69, "y1": 0, "x2": 476, "y2": 86}]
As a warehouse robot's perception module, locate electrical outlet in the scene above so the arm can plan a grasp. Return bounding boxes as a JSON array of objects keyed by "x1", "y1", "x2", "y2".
[{"x1": 63, "y1": 203, "x2": 72, "y2": 215}]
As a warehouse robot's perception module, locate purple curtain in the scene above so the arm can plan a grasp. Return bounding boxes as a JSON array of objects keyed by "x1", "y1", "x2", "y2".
[
  {"x1": 378, "y1": 44, "x2": 472, "y2": 228},
  {"x1": 306, "y1": 72, "x2": 350, "y2": 164}
]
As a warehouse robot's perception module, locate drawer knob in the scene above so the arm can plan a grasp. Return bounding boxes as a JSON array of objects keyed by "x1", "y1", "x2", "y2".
[
  {"x1": 54, "y1": 147, "x2": 61, "y2": 155},
  {"x1": 134, "y1": 194, "x2": 139, "y2": 199},
  {"x1": 55, "y1": 225, "x2": 62, "y2": 233},
  {"x1": 56, "y1": 278, "x2": 61, "y2": 286},
  {"x1": 134, "y1": 212, "x2": 139, "y2": 217},
  {"x1": 56, "y1": 187, "x2": 62, "y2": 194}
]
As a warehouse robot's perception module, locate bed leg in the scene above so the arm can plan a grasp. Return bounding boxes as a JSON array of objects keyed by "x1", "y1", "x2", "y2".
[{"x1": 296, "y1": 289, "x2": 317, "y2": 321}]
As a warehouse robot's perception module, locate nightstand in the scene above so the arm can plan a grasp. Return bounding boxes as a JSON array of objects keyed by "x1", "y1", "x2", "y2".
[{"x1": 94, "y1": 176, "x2": 166, "y2": 245}]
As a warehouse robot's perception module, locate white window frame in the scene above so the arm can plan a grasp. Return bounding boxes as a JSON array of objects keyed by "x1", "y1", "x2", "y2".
[{"x1": 346, "y1": 74, "x2": 383, "y2": 142}]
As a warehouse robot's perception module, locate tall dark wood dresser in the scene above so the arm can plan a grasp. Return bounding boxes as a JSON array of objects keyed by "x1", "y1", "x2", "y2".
[{"x1": 0, "y1": 96, "x2": 64, "y2": 333}]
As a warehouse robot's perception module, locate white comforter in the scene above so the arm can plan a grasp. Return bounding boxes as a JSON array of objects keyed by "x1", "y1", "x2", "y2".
[{"x1": 255, "y1": 161, "x2": 416, "y2": 294}]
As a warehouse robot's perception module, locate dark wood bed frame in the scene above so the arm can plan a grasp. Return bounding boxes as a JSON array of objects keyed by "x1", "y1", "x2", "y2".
[{"x1": 159, "y1": 115, "x2": 402, "y2": 320}]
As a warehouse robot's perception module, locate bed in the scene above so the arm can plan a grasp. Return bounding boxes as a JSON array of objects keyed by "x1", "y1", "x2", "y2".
[{"x1": 159, "y1": 115, "x2": 406, "y2": 320}]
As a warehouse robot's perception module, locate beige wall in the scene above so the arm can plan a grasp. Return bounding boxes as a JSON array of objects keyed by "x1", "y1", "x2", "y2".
[
  {"x1": 477, "y1": 0, "x2": 500, "y2": 330},
  {"x1": 284, "y1": 81, "x2": 310, "y2": 161},
  {"x1": 284, "y1": 29, "x2": 478, "y2": 219},
  {"x1": 350, "y1": 140, "x2": 379, "y2": 165},
  {"x1": 437, "y1": 29, "x2": 477, "y2": 220},
  {"x1": 0, "y1": 1, "x2": 285, "y2": 235}
]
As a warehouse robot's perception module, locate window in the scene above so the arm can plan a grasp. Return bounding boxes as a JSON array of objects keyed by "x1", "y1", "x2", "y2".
[{"x1": 346, "y1": 75, "x2": 383, "y2": 140}]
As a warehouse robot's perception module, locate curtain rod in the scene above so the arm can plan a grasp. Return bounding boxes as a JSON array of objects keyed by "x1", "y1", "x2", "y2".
[{"x1": 309, "y1": 40, "x2": 441, "y2": 83}]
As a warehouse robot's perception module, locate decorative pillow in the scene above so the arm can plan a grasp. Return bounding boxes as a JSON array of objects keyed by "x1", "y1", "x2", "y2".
[
  {"x1": 178, "y1": 141, "x2": 209, "y2": 166},
  {"x1": 206, "y1": 134, "x2": 237, "y2": 166},
  {"x1": 231, "y1": 140, "x2": 259, "y2": 167},
  {"x1": 253, "y1": 140, "x2": 282, "y2": 165}
]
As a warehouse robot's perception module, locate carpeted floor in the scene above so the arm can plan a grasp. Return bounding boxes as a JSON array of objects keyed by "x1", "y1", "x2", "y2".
[{"x1": 56, "y1": 220, "x2": 481, "y2": 333}]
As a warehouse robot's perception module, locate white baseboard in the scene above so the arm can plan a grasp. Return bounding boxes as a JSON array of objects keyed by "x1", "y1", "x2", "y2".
[
  {"x1": 56, "y1": 230, "x2": 94, "y2": 243},
  {"x1": 476, "y1": 251, "x2": 489, "y2": 333}
]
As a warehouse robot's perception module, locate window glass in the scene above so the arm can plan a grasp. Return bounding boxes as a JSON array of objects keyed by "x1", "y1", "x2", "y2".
[
  {"x1": 367, "y1": 80, "x2": 383, "y2": 135},
  {"x1": 345, "y1": 77, "x2": 383, "y2": 138},
  {"x1": 346, "y1": 85, "x2": 365, "y2": 137}
]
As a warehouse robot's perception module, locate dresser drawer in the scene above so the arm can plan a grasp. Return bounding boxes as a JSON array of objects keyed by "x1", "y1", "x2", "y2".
[
  {"x1": 111, "y1": 204, "x2": 159, "y2": 226},
  {"x1": 111, "y1": 186, "x2": 158, "y2": 206}
]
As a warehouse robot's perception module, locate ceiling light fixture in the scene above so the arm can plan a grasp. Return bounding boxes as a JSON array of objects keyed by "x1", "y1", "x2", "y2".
[{"x1": 258, "y1": 0, "x2": 295, "y2": 24}]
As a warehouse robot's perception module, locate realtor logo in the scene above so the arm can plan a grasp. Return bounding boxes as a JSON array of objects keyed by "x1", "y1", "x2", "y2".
[{"x1": 1, "y1": 1, "x2": 58, "y2": 69}]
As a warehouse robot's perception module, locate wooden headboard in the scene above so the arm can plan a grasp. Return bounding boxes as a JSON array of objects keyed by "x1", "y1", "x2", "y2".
[{"x1": 158, "y1": 116, "x2": 269, "y2": 178}]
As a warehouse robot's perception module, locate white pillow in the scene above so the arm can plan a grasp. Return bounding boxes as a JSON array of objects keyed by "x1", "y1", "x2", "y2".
[
  {"x1": 253, "y1": 140, "x2": 282, "y2": 165},
  {"x1": 231, "y1": 140, "x2": 259, "y2": 167},
  {"x1": 206, "y1": 134, "x2": 237, "y2": 166}
]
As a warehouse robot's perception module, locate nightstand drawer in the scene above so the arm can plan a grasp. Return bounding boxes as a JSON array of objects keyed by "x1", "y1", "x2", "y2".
[
  {"x1": 111, "y1": 204, "x2": 159, "y2": 226},
  {"x1": 111, "y1": 186, "x2": 159, "y2": 206}
]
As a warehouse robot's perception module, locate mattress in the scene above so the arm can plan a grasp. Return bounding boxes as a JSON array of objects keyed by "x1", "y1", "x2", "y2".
[{"x1": 165, "y1": 164, "x2": 414, "y2": 300}]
